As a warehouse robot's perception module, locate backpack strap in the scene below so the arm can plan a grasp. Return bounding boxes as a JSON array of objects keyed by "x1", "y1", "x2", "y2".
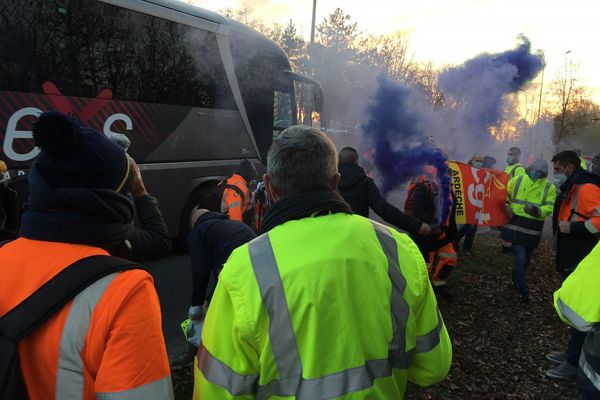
[
  {"x1": 0, "y1": 255, "x2": 142, "y2": 342},
  {"x1": 222, "y1": 183, "x2": 245, "y2": 200}
]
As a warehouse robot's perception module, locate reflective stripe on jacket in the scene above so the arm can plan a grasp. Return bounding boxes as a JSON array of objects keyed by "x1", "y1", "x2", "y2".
[
  {"x1": 554, "y1": 242, "x2": 600, "y2": 391},
  {"x1": 505, "y1": 175, "x2": 556, "y2": 247},
  {"x1": 194, "y1": 213, "x2": 452, "y2": 399},
  {"x1": 0, "y1": 238, "x2": 173, "y2": 400},
  {"x1": 504, "y1": 163, "x2": 525, "y2": 179},
  {"x1": 221, "y1": 173, "x2": 250, "y2": 222}
]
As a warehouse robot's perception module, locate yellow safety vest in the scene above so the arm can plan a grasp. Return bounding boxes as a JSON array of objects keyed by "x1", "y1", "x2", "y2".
[
  {"x1": 194, "y1": 213, "x2": 452, "y2": 399},
  {"x1": 504, "y1": 163, "x2": 526, "y2": 178},
  {"x1": 554, "y1": 242, "x2": 600, "y2": 392},
  {"x1": 505, "y1": 174, "x2": 556, "y2": 246},
  {"x1": 507, "y1": 175, "x2": 556, "y2": 220}
]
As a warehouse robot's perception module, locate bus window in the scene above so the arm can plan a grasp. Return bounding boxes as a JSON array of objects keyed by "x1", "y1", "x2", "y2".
[
  {"x1": 0, "y1": 0, "x2": 235, "y2": 109},
  {"x1": 0, "y1": 0, "x2": 253, "y2": 165},
  {"x1": 273, "y1": 90, "x2": 292, "y2": 136}
]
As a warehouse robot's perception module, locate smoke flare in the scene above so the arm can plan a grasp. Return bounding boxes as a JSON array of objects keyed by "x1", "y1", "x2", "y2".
[
  {"x1": 363, "y1": 76, "x2": 452, "y2": 225},
  {"x1": 362, "y1": 36, "x2": 545, "y2": 226}
]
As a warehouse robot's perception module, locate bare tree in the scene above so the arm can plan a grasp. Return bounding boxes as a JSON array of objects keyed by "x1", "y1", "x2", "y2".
[{"x1": 549, "y1": 58, "x2": 586, "y2": 143}]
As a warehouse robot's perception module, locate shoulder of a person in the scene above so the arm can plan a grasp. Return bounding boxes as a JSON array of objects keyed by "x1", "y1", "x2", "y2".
[
  {"x1": 581, "y1": 181, "x2": 600, "y2": 194},
  {"x1": 219, "y1": 240, "x2": 253, "y2": 280},
  {"x1": 106, "y1": 268, "x2": 155, "y2": 296},
  {"x1": 384, "y1": 227, "x2": 429, "y2": 291},
  {"x1": 363, "y1": 174, "x2": 377, "y2": 186}
]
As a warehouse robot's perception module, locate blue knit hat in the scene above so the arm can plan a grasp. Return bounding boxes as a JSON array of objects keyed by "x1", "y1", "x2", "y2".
[{"x1": 31, "y1": 112, "x2": 130, "y2": 192}]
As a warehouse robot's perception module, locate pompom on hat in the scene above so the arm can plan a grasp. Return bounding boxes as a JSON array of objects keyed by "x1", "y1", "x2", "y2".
[{"x1": 31, "y1": 111, "x2": 130, "y2": 192}]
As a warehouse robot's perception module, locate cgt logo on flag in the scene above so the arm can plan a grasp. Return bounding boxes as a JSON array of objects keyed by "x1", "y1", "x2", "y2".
[{"x1": 448, "y1": 161, "x2": 509, "y2": 227}]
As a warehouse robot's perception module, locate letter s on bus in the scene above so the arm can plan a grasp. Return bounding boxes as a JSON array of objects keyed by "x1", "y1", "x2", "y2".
[
  {"x1": 104, "y1": 113, "x2": 132, "y2": 137},
  {"x1": 4, "y1": 107, "x2": 43, "y2": 162}
]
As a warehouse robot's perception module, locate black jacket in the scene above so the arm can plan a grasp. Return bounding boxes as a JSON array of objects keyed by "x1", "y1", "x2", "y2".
[
  {"x1": 553, "y1": 169, "x2": 600, "y2": 275},
  {"x1": 411, "y1": 181, "x2": 458, "y2": 256},
  {"x1": 338, "y1": 164, "x2": 422, "y2": 235},
  {"x1": 128, "y1": 195, "x2": 172, "y2": 261},
  {"x1": 188, "y1": 211, "x2": 256, "y2": 306},
  {"x1": 412, "y1": 182, "x2": 437, "y2": 225}
]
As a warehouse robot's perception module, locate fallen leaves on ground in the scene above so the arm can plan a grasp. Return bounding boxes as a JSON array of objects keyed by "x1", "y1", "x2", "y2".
[{"x1": 406, "y1": 231, "x2": 577, "y2": 399}]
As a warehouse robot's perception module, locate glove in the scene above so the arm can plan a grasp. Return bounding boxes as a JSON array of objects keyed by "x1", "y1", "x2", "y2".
[
  {"x1": 181, "y1": 318, "x2": 204, "y2": 347},
  {"x1": 505, "y1": 205, "x2": 513, "y2": 220},
  {"x1": 558, "y1": 221, "x2": 571, "y2": 234},
  {"x1": 524, "y1": 205, "x2": 540, "y2": 217}
]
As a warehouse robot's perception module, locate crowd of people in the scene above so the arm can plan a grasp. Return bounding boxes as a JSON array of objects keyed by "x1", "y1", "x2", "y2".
[{"x1": 0, "y1": 111, "x2": 599, "y2": 399}]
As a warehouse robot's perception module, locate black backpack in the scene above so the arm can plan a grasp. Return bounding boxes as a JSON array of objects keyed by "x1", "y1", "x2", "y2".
[{"x1": 0, "y1": 253, "x2": 141, "y2": 400}]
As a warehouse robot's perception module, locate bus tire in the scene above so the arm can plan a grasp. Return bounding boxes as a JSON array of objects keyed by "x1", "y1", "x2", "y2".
[{"x1": 175, "y1": 182, "x2": 217, "y2": 252}]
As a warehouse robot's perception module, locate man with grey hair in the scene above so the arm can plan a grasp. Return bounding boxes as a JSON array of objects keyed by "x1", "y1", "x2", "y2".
[{"x1": 194, "y1": 125, "x2": 452, "y2": 399}]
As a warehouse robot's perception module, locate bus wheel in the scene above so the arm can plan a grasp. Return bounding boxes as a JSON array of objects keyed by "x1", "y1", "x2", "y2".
[{"x1": 175, "y1": 183, "x2": 217, "y2": 252}]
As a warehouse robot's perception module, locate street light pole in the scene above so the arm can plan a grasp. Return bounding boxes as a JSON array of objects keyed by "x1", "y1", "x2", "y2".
[
  {"x1": 537, "y1": 50, "x2": 545, "y2": 122},
  {"x1": 303, "y1": 0, "x2": 317, "y2": 125},
  {"x1": 310, "y1": 0, "x2": 317, "y2": 52}
]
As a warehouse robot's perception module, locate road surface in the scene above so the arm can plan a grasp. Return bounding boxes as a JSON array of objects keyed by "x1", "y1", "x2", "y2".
[{"x1": 145, "y1": 254, "x2": 192, "y2": 360}]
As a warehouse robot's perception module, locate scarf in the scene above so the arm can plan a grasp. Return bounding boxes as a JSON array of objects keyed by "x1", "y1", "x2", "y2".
[
  {"x1": 20, "y1": 167, "x2": 134, "y2": 252},
  {"x1": 259, "y1": 190, "x2": 352, "y2": 234}
]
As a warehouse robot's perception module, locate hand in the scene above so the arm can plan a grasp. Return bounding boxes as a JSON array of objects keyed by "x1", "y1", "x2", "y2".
[
  {"x1": 418, "y1": 223, "x2": 432, "y2": 236},
  {"x1": 524, "y1": 205, "x2": 540, "y2": 217},
  {"x1": 505, "y1": 205, "x2": 513, "y2": 220},
  {"x1": 558, "y1": 221, "x2": 571, "y2": 234},
  {"x1": 188, "y1": 305, "x2": 203, "y2": 321},
  {"x1": 128, "y1": 155, "x2": 148, "y2": 198}
]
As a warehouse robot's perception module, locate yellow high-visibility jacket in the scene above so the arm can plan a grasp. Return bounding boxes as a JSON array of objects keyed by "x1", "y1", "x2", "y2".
[
  {"x1": 194, "y1": 212, "x2": 452, "y2": 399},
  {"x1": 554, "y1": 242, "x2": 600, "y2": 392},
  {"x1": 504, "y1": 163, "x2": 526, "y2": 179},
  {"x1": 505, "y1": 174, "x2": 556, "y2": 247}
]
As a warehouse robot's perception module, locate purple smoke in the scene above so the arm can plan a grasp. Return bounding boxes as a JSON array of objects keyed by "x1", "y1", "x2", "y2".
[
  {"x1": 363, "y1": 76, "x2": 452, "y2": 225},
  {"x1": 438, "y1": 36, "x2": 544, "y2": 151},
  {"x1": 361, "y1": 37, "x2": 544, "y2": 226}
]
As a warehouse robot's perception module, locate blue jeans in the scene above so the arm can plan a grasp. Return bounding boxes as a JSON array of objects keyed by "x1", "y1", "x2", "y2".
[{"x1": 512, "y1": 244, "x2": 534, "y2": 297}]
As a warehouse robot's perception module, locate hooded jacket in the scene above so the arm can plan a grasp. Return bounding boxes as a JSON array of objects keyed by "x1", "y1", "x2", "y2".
[{"x1": 338, "y1": 164, "x2": 422, "y2": 235}]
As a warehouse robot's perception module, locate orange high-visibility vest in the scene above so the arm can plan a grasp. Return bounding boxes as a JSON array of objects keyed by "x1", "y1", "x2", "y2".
[
  {"x1": 221, "y1": 173, "x2": 250, "y2": 222},
  {"x1": 428, "y1": 242, "x2": 457, "y2": 283},
  {"x1": 558, "y1": 182, "x2": 600, "y2": 233},
  {"x1": 0, "y1": 238, "x2": 173, "y2": 400}
]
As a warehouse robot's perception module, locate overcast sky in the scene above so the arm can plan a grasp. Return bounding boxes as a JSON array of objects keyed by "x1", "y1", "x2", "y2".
[{"x1": 190, "y1": 0, "x2": 600, "y2": 100}]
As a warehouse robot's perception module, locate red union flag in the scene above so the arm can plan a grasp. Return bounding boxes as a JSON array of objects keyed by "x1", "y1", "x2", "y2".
[{"x1": 448, "y1": 161, "x2": 510, "y2": 227}]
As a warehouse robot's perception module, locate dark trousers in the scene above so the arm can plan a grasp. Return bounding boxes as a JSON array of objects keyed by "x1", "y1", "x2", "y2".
[
  {"x1": 568, "y1": 328, "x2": 588, "y2": 367},
  {"x1": 455, "y1": 224, "x2": 477, "y2": 251},
  {"x1": 577, "y1": 368, "x2": 600, "y2": 399},
  {"x1": 512, "y1": 244, "x2": 534, "y2": 297}
]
